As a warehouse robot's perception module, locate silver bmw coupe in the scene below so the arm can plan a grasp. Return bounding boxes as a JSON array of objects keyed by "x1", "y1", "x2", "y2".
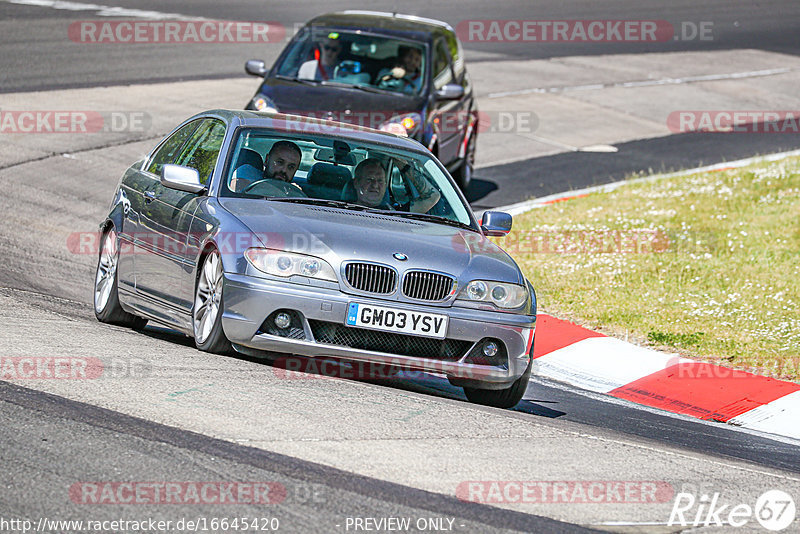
[{"x1": 94, "y1": 110, "x2": 536, "y2": 408}]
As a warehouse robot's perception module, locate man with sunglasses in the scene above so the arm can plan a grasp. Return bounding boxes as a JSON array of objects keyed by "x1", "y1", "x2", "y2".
[{"x1": 298, "y1": 35, "x2": 343, "y2": 81}]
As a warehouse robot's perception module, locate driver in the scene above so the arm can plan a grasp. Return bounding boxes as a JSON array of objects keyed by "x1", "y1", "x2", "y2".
[
  {"x1": 263, "y1": 140, "x2": 301, "y2": 183},
  {"x1": 352, "y1": 158, "x2": 440, "y2": 213},
  {"x1": 231, "y1": 141, "x2": 301, "y2": 193}
]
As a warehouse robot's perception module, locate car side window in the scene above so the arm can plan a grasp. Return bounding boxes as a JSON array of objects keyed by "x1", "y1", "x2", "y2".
[
  {"x1": 145, "y1": 120, "x2": 201, "y2": 176},
  {"x1": 445, "y1": 31, "x2": 465, "y2": 83},
  {"x1": 174, "y1": 119, "x2": 227, "y2": 185},
  {"x1": 432, "y1": 38, "x2": 453, "y2": 90}
]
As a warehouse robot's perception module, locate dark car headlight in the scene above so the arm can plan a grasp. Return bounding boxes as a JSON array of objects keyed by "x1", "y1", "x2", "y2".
[
  {"x1": 250, "y1": 95, "x2": 279, "y2": 113},
  {"x1": 245, "y1": 248, "x2": 336, "y2": 281},
  {"x1": 457, "y1": 280, "x2": 528, "y2": 309},
  {"x1": 379, "y1": 113, "x2": 421, "y2": 137}
]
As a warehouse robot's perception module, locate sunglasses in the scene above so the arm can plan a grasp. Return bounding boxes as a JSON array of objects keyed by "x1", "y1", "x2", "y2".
[{"x1": 322, "y1": 45, "x2": 341, "y2": 52}]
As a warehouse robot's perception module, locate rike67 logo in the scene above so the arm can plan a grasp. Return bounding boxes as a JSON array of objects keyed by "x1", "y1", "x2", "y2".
[{"x1": 669, "y1": 490, "x2": 796, "y2": 531}]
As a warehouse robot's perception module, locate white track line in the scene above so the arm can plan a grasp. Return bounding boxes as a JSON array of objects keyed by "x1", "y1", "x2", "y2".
[
  {"x1": 489, "y1": 67, "x2": 796, "y2": 99},
  {"x1": 3, "y1": 0, "x2": 205, "y2": 20},
  {"x1": 493, "y1": 148, "x2": 800, "y2": 216}
]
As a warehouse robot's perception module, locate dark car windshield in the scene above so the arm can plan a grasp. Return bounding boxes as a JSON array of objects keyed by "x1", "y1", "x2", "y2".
[
  {"x1": 220, "y1": 127, "x2": 473, "y2": 228},
  {"x1": 274, "y1": 28, "x2": 428, "y2": 96}
]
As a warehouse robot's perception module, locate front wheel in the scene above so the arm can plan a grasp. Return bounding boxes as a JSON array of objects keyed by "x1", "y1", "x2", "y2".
[
  {"x1": 463, "y1": 353, "x2": 532, "y2": 409},
  {"x1": 94, "y1": 227, "x2": 147, "y2": 329},
  {"x1": 193, "y1": 249, "x2": 232, "y2": 354},
  {"x1": 454, "y1": 133, "x2": 475, "y2": 192}
]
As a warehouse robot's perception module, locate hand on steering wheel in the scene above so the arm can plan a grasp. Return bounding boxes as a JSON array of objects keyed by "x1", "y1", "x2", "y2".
[{"x1": 241, "y1": 178, "x2": 306, "y2": 198}]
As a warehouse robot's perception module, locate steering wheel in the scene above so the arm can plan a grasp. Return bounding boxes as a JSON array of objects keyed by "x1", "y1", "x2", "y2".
[
  {"x1": 378, "y1": 72, "x2": 415, "y2": 90},
  {"x1": 241, "y1": 179, "x2": 307, "y2": 198}
]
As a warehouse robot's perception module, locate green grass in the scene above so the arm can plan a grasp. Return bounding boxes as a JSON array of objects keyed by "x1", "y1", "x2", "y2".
[{"x1": 494, "y1": 156, "x2": 800, "y2": 381}]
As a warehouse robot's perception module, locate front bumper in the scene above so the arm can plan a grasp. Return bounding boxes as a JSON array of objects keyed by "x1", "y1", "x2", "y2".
[{"x1": 221, "y1": 273, "x2": 535, "y2": 388}]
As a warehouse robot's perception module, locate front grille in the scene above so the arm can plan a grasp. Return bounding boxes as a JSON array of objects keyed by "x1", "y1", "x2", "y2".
[
  {"x1": 308, "y1": 320, "x2": 471, "y2": 361},
  {"x1": 344, "y1": 263, "x2": 397, "y2": 294},
  {"x1": 402, "y1": 271, "x2": 455, "y2": 301}
]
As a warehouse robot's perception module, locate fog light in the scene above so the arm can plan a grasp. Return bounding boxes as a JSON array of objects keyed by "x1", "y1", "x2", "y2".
[
  {"x1": 274, "y1": 312, "x2": 291, "y2": 329},
  {"x1": 482, "y1": 341, "x2": 498, "y2": 357}
]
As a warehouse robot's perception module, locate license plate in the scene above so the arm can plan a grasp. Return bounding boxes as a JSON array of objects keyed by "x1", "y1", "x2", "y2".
[{"x1": 345, "y1": 303, "x2": 448, "y2": 339}]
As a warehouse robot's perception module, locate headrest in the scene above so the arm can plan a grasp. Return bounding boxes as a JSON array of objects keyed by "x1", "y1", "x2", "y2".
[
  {"x1": 307, "y1": 162, "x2": 352, "y2": 188},
  {"x1": 237, "y1": 148, "x2": 264, "y2": 170}
]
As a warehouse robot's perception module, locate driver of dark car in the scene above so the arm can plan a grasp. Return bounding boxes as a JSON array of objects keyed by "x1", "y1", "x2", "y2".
[{"x1": 298, "y1": 36, "x2": 343, "y2": 81}]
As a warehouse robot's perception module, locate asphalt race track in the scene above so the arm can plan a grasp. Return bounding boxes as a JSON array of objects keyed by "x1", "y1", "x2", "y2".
[{"x1": 2, "y1": 1, "x2": 800, "y2": 532}]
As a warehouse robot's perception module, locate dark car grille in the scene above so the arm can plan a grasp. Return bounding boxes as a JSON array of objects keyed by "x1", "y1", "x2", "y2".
[
  {"x1": 344, "y1": 263, "x2": 397, "y2": 294},
  {"x1": 308, "y1": 320, "x2": 471, "y2": 361},
  {"x1": 402, "y1": 271, "x2": 456, "y2": 301}
]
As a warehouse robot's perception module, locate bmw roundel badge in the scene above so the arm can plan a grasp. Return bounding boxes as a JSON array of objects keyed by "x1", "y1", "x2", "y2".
[{"x1": 393, "y1": 252, "x2": 408, "y2": 261}]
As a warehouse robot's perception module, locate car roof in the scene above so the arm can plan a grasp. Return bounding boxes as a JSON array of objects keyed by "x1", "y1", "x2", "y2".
[
  {"x1": 199, "y1": 109, "x2": 430, "y2": 152},
  {"x1": 303, "y1": 11, "x2": 454, "y2": 42}
]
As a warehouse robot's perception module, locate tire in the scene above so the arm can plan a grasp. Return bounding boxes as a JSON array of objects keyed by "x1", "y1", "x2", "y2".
[
  {"x1": 454, "y1": 133, "x2": 475, "y2": 192},
  {"x1": 463, "y1": 351, "x2": 533, "y2": 409},
  {"x1": 94, "y1": 227, "x2": 147, "y2": 329},
  {"x1": 192, "y1": 249, "x2": 232, "y2": 354}
]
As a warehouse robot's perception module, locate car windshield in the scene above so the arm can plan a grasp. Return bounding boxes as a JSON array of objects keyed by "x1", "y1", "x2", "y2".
[
  {"x1": 221, "y1": 127, "x2": 474, "y2": 229},
  {"x1": 274, "y1": 28, "x2": 427, "y2": 96}
]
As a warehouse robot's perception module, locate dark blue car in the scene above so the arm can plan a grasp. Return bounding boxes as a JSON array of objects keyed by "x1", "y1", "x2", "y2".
[{"x1": 244, "y1": 11, "x2": 478, "y2": 190}]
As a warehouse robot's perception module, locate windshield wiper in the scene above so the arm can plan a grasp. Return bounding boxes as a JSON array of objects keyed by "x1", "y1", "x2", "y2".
[
  {"x1": 319, "y1": 81, "x2": 388, "y2": 94},
  {"x1": 387, "y1": 211, "x2": 476, "y2": 231},
  {"x1": 264, "y1": 198, "x2": 473, "y2": 228},
  {"x1": 274, "y1": 74, "x2": 321, "y2": 86},
  {"x1": 264, "y1": 197, "x2": 384, "y2": 212}
]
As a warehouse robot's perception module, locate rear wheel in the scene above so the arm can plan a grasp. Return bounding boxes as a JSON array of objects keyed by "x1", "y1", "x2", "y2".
[
  {"x1": 94, "y1": 227, "x2": 147, "y2": 329},
  {"x1": 463, "y1": 352, "x2": 532, "y2": 409},
  {"x1": 193, "y1": 249, "x2": 231, "y2": 354}
]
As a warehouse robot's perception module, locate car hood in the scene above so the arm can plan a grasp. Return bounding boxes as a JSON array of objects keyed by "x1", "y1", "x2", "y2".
[
  {"x1": 257, "y1": 78, "x2": 424, "y2": 125},
  {"x1": 219, "y1": 198, "x2": 523, "y2": 284}
]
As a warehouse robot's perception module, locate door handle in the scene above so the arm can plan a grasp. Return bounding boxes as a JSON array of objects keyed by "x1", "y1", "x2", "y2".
[{"x1": 144, "y1": 190, "x2": 157, "y2": 203}]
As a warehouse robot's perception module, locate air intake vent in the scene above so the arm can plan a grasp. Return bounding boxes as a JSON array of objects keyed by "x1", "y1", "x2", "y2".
[
  {"x1": 402, "y1": 271, "x2": 455, "y2": 301},
  {"x1": 344, "y1": 263, "x2": 397, "y2": 294}
]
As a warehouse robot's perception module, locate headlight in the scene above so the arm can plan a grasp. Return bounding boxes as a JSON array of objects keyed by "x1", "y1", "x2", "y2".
[
  {"x1": 379, "y1": 113, "x2": 421, "y2": 137},
  {"x1": 245, "y1": 248, "x2": 336, "y2": 281},
  {"x1": 251, "y1": 95, "x2": 278, "y2": 113},
  {"x1": 458, "y1": 280, "x2": 528, "y2": 309}
]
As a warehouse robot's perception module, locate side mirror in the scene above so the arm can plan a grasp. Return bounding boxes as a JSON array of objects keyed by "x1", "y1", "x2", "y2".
[
  {"x1": 480, "y1": 211, "x2": 512, "y2": 236},
  {"x1": 245, "y1": 59, "x2": 268, "y2": 77},
  {"x1": 434, "y1": 83, "x2": 465, "y2": 100},
  {"x1": 161, "y1": 164, "x2": 206, "y2": 194}
]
